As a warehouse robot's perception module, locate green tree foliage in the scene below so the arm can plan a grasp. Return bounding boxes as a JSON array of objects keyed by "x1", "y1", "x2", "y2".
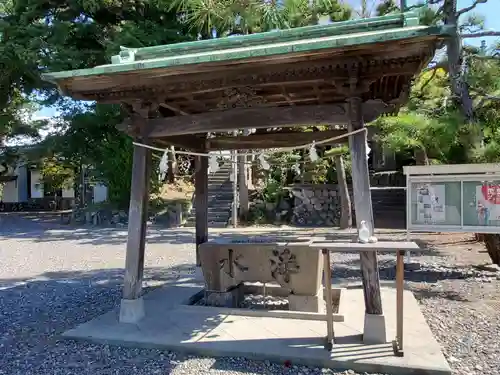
[
  {"x1": 375, "y1": 0, "x2": 500, "y2": 166},
  {"x1": 169, "y1": 0, "x2": 352, "y2": 37},
  {"x1": 39, "y1": 156, "x2": 74, "y2": 196},
  {"x1": 0, "y1": 0, "x2": 189, "y2": 207},
  {"x1": 373, "y1": 1, "x2": 500, "y2": 262},
  {"x1": 375, "y1": 0, "x2": 399, "y2": 16}
]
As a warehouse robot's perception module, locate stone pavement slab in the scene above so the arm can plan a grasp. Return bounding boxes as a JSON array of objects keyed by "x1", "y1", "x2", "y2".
[{"x1": 63, "y1": 281, "x2": 451, "y2": 375}]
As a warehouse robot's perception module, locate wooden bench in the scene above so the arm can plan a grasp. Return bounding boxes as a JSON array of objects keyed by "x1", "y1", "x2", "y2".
[{"x1": 310, "y1": 241, "x2": 420, "y2": 356}]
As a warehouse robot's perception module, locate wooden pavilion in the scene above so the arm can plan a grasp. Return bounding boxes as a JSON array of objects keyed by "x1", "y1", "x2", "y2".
[{"x1": 43, "y1": 12, "x2": 451, "y2": 326}]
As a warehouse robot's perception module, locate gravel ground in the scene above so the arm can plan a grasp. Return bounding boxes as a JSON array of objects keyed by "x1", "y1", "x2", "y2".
[{"x1": 0, "y1": 213, "x2": 499, "y2": 375}]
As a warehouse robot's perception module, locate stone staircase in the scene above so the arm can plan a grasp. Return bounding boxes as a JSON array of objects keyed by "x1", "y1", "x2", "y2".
[
  {"x1": 345, "y1": 186, "x2": 406, "y2": 229},
  {"x1": 183, "y1": 160, "x2": 234, "y2": 228},
  {"x1": 371, "y1": 187, "x2": 406, "y2": 229}
]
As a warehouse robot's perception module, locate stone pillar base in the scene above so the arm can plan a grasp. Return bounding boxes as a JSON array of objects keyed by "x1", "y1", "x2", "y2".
[
  {"x1": 363, "y1": 313, "x2": 387, "y2": 344},
  {"x1": 289, "y1": 289, "x2": 324, "y2": 313},
  {"x1": 119, "y1": 297, "x2": 145, "y2": 323}
]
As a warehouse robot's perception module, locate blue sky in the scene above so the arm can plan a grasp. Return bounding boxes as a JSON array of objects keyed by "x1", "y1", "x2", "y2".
[{"x1": 31, "y1": 0, "x2": 500, "y2": 124}]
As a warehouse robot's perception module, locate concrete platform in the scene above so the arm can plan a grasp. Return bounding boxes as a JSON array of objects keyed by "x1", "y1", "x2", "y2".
[{"x1": 63, "y1": 281, "x2": 451, "y2": 375}]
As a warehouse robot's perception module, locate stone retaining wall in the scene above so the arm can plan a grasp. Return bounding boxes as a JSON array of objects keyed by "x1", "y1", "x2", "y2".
[{"x1": 288, "y1": 184, "x2": 345, "y2": 227}]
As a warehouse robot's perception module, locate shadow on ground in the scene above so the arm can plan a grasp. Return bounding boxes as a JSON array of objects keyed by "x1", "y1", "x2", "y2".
[
  {"x1": 0, "y1": 263, "x2": 198, "y2": 290},
  {"x1": 0, "y1": 213, "x2": 445, "y2": 252},
  {"x1": 0, "y1": 263, "x2": 205, "y2": 375}
]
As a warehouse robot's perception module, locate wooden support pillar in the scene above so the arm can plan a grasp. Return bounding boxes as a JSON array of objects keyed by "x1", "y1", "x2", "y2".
[
  {"x1": 119, "y1": 139, "x2": 152, "y2": 323},
  {"x1": 238, "y1": 153, "x2": 249, "y2": 220},
  {"x1": 195, "y1": 154, "x2": 209, "y2": 266},
  {"x1": 247, "y1": 154, "x2": 254, "y2": 189},
  {"x1": 167, "y1": 145, "x2": 177, "y2": 184},
  {"x1": 347, "y1": 97, "x2": 383, "y2": 316},
  {"x1": 334, "y1": 155, "x2": 352, "y2": 229}
]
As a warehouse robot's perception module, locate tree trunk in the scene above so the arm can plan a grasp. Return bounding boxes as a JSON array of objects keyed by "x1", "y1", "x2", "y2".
[
  {"x1": 444, "y1": 0, "x2": 480, "y2": 156},
  {"x1": 167, "y1": 146, "x2": 177, "y2": 184},
  {"x1": 443, "y1": 0, "x2": 492, "y2": 262},
  {"x1": 483, "y1": 234, "x2": 500, "y2": 265},
  {"x1": 414, "y1": 148, "x2": 429, "y2": 165},
  {"x1": 335, "y1": 155, "x2": 352, "y2": 229}
]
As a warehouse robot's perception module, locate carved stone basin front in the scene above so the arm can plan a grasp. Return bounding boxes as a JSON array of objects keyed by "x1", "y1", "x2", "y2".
[{"x1": 198, "y1": 238, "x2": 324, "y2": 312}]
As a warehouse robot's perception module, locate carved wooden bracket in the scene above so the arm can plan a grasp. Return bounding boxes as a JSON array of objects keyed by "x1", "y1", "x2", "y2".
[
  {"x1": 120, "y1": 100, "x2": 160, "y2": 138},
  {"x1": 216, "y1": 87, "x2": 267, "y2": 109},
  {"x1": 333, "y1": 63, "x2": 375, "y2": 97}
]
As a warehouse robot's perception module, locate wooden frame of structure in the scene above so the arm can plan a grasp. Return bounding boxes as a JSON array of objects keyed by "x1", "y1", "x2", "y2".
[{"x1": 43, "y1": 10, "x2": 451, "y2": 336}]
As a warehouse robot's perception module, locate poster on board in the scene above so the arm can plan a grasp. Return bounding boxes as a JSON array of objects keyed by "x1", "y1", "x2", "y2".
[
  {"x1": 475, "y1": 184, "x2": 500, "y2": 224},
  {"x1": 416, "y1": 184, "x2": 446, "y2": 224}
]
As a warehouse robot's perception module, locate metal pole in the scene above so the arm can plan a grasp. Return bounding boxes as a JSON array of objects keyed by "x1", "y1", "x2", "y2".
[
  {"x1": 231, "y1": 131, "x2": 238, "y2": 228},
  {"x1": 400, "y1": 0, "x2": 407, "y2": 12},
  {"x1": 81, "y1": 165, "x2": 86, "y2": 208}
]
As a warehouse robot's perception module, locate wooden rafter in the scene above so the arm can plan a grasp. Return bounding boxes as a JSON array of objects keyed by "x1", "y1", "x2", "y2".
[
  {"x1": 280, "y1": 86, "x2": 294, "y2": 106},
  {"x1": 160, "y1": 103, "x2": 189, "y2": 116},
  {"x1": 81, "y1": 56, "x2": 426, "y2": 104}
]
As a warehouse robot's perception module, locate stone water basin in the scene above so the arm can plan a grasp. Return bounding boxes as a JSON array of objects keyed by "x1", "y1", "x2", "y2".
[{"x1": 198, "y1": 236, "x2": 324, "y2": 312}]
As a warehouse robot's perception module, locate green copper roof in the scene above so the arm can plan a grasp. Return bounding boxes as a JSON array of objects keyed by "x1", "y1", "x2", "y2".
[
  {"x1": 109, "y1": 12, "x2": 416, "y2": 63},
  {"x1": 41, "y1": 11, "x2": 451, "y2": 88}
]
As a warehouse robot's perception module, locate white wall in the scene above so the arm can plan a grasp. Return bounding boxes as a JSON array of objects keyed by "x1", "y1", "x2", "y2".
[
  {"x1": 93, "y1": 183, "x2": 108, "y2": 203},
  {"x1": 30, "y1": 170, "x2": 44, "y2": 198},
  {"x1": 1, "y1": 180, "x2": 19, "y2": 202},
  {"x1": 62, "y1": 187, "x2": 75, "y2": 198}
]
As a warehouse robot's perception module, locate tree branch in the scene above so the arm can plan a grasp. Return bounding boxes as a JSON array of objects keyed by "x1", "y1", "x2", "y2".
[
  {"x1": 469, "y1": 54, "x2": 500, "y2": 60},
  {"x1": 461, "y1": 31, "x2": 500, "y2": 38},
  {"x1": 470, "y1": 87, "x2": 500, "y2": 109},
  {"x1": 420, "y1": 68, "x2": 439, "y2": 91},
  {"x1": 457, "y1": 0, "x2": 488, "y2": 17},
  {"x1": 477, "y1": 94, "x2": 500, "y2": 109}
]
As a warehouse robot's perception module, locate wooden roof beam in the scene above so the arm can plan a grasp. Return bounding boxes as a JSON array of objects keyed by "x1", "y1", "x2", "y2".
[
  {"x1": 205, "y1": 129, "x2": 348, "y2": 151},
  {"x1": 155, "y1": 136, "x2": 205, "y2": 151},
  {"x1": 118, "y1": 101, "x2": 391, "y2": 138}
]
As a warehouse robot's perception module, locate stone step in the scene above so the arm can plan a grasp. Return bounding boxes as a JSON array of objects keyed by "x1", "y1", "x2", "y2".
[
  {"x1": 184, "y1": 213, "x2": 230, "y2": 220},
  {"x1": 372, "y1": 198, "x2": 406, "y2": 202},
  {"x1": 207, "y1": 187, "x2": 234, "y2": 192},
  {"x1": 206, "y1": 194, "x2": 233, "y2": 199},
  {"x1": 183, "y1": 221, "x2": 228, "y2": 228},
  {"x1": 207, "y1": 214, "x2": 231, "y2": 220},
  {"x1": 208, "y1": 188, "x2": 234, "y2": 192},
  {"x1": 183, "y1": 216, "x2": 229, "y2": 223},
  {"x1": 192, "y1": 199, "x2": 233, "y2": 205},
  {"x1": 192, "y1": 197, "x2": 233, "y2": 204},
  {"x1": 371, "y1": 196, "x2": 406, "y2": 201},
  {"x1": 372, "y1": 208, "x2": 405, "y2": 214},
  {"x1": 372, "y1": 204, "x2": 405, "y2": 208},
  {"x1": 372, "y1": 200, "x2": 406, "y2": 205},
  {"x1": 207, "y1": 209, "x2": 232, "y2": 215},
  {"x1": 192, "y1": 204, "x2": 232, "y2": 210}
]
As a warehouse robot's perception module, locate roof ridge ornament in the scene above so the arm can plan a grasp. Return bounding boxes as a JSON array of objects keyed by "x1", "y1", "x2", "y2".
[{"x1": 111, "y1": 47, "x2": 138, "y2": 64}]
